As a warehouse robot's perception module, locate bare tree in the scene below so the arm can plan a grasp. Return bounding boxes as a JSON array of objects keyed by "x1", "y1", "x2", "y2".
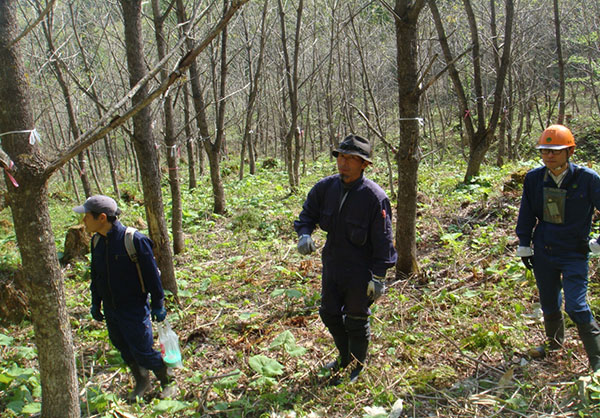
[
  {"x1": 553, "y1": 0, "x2": 565, "y2": 124},
  {"x1": 119, "y1": 0, "x2": 177, "y2": 293},
  {"x1": 393, "y1": 0, "x2": 426, "y2": 278},
  {"x1": 277, "y1": 0, "x2": 303, "y2": 191},
  {"x1": 151, "y1": 0, "x2": 184, "y2": 254},
  {"x1": 239, "y1": 1, "x2": 269, "y2": 179},
  {"x1": 429, "y1": 0, "x2": 514, "y2": 182}
]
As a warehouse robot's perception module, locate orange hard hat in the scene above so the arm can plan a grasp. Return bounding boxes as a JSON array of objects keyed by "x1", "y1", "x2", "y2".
[{"x1": 536, "y1": 124, "x2": 575, "y2": 149}]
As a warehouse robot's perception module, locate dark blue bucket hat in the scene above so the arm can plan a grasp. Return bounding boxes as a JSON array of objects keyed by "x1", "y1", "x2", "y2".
[{"x1": 332, "y1": 134, "x2": 372, "y2": 163}]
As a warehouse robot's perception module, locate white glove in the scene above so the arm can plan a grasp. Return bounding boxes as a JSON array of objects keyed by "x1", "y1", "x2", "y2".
[
  {"x1": 516, "y1": 246, "x2": 534, "y2": 257},
  {"x1": 297, "y1": 234, "x2": 316, "y2": 255},
  {"x1": 589, "y1": 239, "x2": 600, "y2": 255},
  {"x1": 367, "y1": 275, "x2": 386, "y2": 302}
]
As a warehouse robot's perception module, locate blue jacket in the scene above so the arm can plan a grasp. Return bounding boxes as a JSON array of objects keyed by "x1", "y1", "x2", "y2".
[
  {"x1": 91, "y1": 221, "x2": 164, "y2": 313},
  {"x1": 516, "y1": 162, "x2": 600, "y2": 255},
  {"x1": 294, "y1": 174, "x2": 397, "y2": 276}
]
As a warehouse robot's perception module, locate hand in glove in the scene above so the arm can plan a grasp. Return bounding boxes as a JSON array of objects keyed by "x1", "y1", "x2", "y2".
[
  {"x1": 590, "y1": 239, "x2": 600, "y2": 255},
  {"x1": 516, "y1": 246, "x2": 534, "y2": 270},
  {"x1": 367, "y1": 275, "x2": 386, "y2": 302},
  {"x1": 297, "y1": 234, "x2": 316, "y2": 255},
  {"x1": 90, "y1": 304, "x2": 104, "y2": 321},
  {"x1": 151, "y1": 306, "x2": 167, "y2": 322}
]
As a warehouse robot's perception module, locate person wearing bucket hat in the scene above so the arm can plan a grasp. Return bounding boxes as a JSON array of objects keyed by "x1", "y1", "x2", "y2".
[
  {"x1": 516, "y1": 125, "x2": 600, "y2": 372},
  {"x1": 294, "y1": 134, "x2": 397, "y2": 384},
  {"x1": 73, "y1": 195, "x2": 176, "y2": 400}
]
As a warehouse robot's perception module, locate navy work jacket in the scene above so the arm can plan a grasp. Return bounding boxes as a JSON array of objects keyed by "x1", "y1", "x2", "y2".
[
  {"x1": 294, "y1": 174, "x2": 397, "y2": 276},
  {"x1": 516, "y1": 163, "x2": 600, "y2": 256},
  {"x1": 90, "y1": 221, "x2": 164, "y2": 313}
]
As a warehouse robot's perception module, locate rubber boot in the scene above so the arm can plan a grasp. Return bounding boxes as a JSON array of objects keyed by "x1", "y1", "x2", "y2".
[
  {"x1": 529, "y1": 312, "x2": 564, "y2": 359},
  {"x1": 346, "y1": 316, "x2": 370, "y2": 383},
  {"x1": 154, "y1": 362, "x2": 177, "y2": 399},
  {"x1": 126, "y1": 362, "x2": 151, "y2": 402},
  {"x1": 577, "y1": 321, "x2": 600, "y2": 372},
  {"x1": 320, "y1": 311, "x2": 350, "y2": 371}
]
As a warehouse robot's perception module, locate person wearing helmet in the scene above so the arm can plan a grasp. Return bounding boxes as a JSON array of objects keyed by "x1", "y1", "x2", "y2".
[
  {"x1": 516, "y1": 124, "x2": 600, "y2": 372},
  {"x1": 294, "y1": 134, "x2": 397, "y2": 384}
]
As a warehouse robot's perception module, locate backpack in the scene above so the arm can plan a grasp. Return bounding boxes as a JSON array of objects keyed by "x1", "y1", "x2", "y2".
[{"x1": 92, "y1": 227, "x2": 146, "y2": 293}]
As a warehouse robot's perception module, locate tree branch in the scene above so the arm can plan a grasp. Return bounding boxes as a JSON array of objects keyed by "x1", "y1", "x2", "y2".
[
  {"x1": 349, "y1": 103, "x2": 398, "y2": 154},
  {"x1": 44, "y1": 0, "x2": 250, "y2": 179},
  {"x1": 8, "y1": 0, "x2": 57, "y2": 48}
]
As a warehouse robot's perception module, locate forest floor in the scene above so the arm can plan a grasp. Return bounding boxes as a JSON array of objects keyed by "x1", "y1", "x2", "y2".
[{"x1": 2, "y1": 156, "x2": 600, "y2": 417}]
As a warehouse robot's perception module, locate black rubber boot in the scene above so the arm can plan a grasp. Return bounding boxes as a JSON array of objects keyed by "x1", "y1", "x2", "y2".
[
  {"x1": 126, "y1": 362, "x2": 151, "y2": 402},
  {"x1": 529, "y1": 312, "x2": 564, "y2": 359},
  {"x1": 346, "y1": 316, "x2": 370, "y2": 383},
  {"x1": 577, "y1": 321, "x2": 600, "y2": 372},
  {"x1": 320, "y1": 310, "x2": 350, "y2": 371},
  {"x1": 154, "y1": 362, "x2": 177, "y2": 399}
]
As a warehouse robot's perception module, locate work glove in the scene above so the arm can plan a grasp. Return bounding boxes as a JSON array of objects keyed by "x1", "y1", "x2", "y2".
[
  {"x1": 516, "y1": 246, "x2": 534, "y2": 270},
  {"x1": 297, "y1": 234, "x2": 316, "y2": 255},
  {"x1": 590, "y1": 239, "x2": 600, "y2": 255},
  {"x1": 367, "y1": 275, "x2": 386, "y2": 302},
  {"x1": 90, "y1": 304, "x2": 104, "y2": 321},
  {"x1": 151, "y1": 306, "x2": 167, "y2": 322}
]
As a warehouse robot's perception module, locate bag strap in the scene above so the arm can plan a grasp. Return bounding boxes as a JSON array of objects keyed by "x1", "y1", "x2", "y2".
[{"x1": 125, "y1": 227, "x2": 146, "y2": 294}]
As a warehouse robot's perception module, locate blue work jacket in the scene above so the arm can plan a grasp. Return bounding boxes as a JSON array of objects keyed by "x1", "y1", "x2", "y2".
[
  {"x1": 516, "y1": 162, "x2": 600, "y2": 256},
  {"x1": 294, "y1": 174, "x2": 397, "y2": 277},
  {"x1": 90, "y1": 221, "x2": 164, "y2": 313}
]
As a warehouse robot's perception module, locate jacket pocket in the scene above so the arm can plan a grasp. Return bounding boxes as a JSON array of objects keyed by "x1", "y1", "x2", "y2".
[
  {"x1": 319, "y1": 208, "x2": 335, "y2": 232},
  {"x1": 347, "y1": 219, "x2": 367, "y2": 246}
]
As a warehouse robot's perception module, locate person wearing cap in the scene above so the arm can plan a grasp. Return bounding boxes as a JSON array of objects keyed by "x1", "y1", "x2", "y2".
[
  {"x1": 294, "y1": 134, "x2": 397, "y2": 384},
  {"x1": 516, "y1": 124, "x2": 600, "y2": 372},
  {"x1": 73, "y1": 195, "x2": 175, "y2": 400}
]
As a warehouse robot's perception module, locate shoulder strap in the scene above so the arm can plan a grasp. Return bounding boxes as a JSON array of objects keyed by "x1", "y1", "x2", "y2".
[
  {"x1": 124, "y1": 227, "x2": 138, "y2": 262},
  {"x1": 124, "y1": 227, "x2": 146, "y2": 294},
  {"x1": 92, "y1": 234, "x2": 100, "y2": 249}
]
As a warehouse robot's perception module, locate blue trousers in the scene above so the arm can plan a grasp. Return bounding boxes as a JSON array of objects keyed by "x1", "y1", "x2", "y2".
[
  {"x1": 104, "y1": 306, "x2": 163, "y2": 371},
  {"x1": 533, "y1": 249, "x2": 593, "y2": 324}
]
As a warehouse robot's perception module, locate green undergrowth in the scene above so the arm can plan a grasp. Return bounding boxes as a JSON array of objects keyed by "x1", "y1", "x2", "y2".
[{"x1": 2, "y1": 156, "x2": 600, "y2": 416}]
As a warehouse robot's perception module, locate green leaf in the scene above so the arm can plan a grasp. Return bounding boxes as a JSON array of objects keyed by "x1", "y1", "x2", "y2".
[
  {"x1": 248, "y1": 355, "x2": 284, "y2": 377},
  {"x1": 153, "y1": 399, "x2": 192, "y2": 413},
  {"x1": 239, "y1": 312, "x2": 259, "y2": 321},
  {"x1": 270, "y1": 330, "x2": 296, "y2": 349},
  {"x1": 270, "y1": 331, "x2": 307, "y2": 357},
  {"x1": 21, "y1": 402, "x2": 41, "y2": 414},
  {"x1": 0, "y1": 333, "x2": 14, "y2": 346},
  {"x1": 285, "y1": 289, "x2": 303, "y2": 299},
  {"x1": 214, "y1": 370, "x2": 242, "y2": 388}
]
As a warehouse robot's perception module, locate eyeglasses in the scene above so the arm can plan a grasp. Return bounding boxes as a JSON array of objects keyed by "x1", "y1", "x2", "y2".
[{"x1": 539, "y1": 149, "x2": 565, "y2": 155}]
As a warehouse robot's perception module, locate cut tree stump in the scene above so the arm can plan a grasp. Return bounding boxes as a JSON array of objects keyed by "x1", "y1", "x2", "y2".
[{"x1": 61, "y1": 224, "x2": 91, "y2": 265}]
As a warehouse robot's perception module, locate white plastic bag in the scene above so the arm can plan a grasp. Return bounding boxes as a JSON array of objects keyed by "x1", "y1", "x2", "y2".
[{"x1": 157, "y1": 320, "x2": 183, "y2": 368}]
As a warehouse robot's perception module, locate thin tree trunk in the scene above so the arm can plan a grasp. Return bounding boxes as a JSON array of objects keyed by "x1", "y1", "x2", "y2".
[
  {"x1": 151, "y1": 0, "x2": 184, "y2": 255},
  {"x1": 394, "y1": 0, "x2": 425, "y2": 278},
  {"x1": 120, "y1": 0, "x2": 177, "y2": 294},
  {"x1": 176, "y1": 0, "x2": 226, "y2": 214},
  {"x1": 553, "y1": 0, "x2": 565, "y2": 124},
  {"x1": 182, "y1": 82, "x2": 197, "y2": 189}
]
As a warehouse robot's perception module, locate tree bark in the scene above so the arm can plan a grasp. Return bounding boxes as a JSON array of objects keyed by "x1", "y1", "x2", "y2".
[
  {"x1": 393, "y1": 0, "x2": 425, "y2": 278},
  {"x1": 553, "y1": 0, "x2": 565, "y2": 124},
  {"x1": 176, "y1": 0, "x2": 226, "y2": 214},
  {"x1": 0, "y1": 1, "x2": 80, "y2": 415},
  {"x1": 151, "y1": 0, "x2": 184, "y2": 255},
  {"x1": 120, "y1": 0, "x2": 177, "y2": 293},
  {"x1": 277, "y1": 0, "x2": 303, "y2": 192}
]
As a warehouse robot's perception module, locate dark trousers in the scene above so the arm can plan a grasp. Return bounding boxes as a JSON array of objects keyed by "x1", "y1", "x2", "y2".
[{"x1": 104, "y1": 306, "x2": 163, "y2": 371}]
